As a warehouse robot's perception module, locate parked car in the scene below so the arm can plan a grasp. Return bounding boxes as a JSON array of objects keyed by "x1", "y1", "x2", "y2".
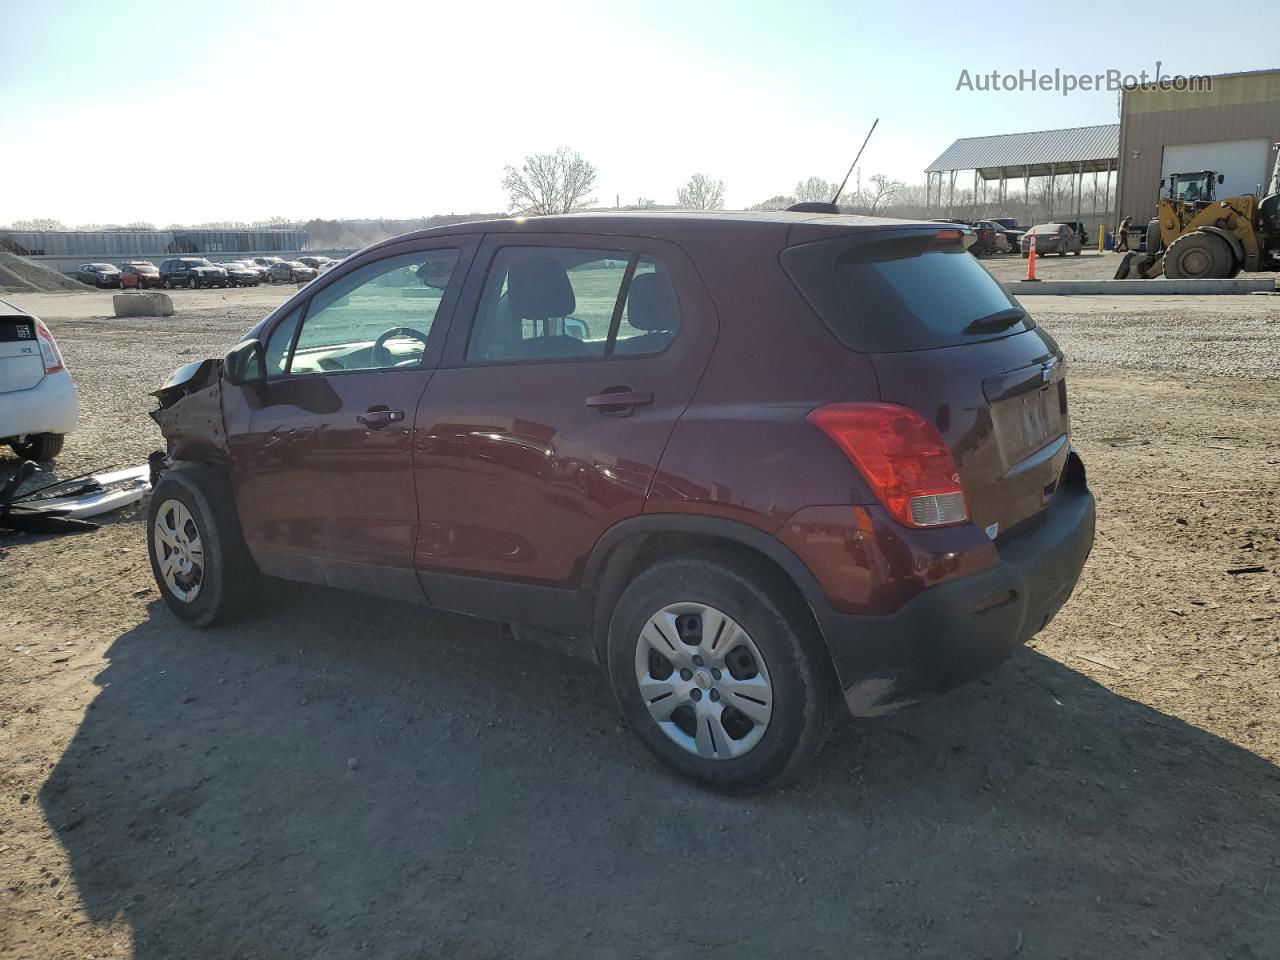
[
  {"x1": 267, "y1": 260, "x2": 317, "y2": 283},
  {"x1": 297, "y1": 256, "x2": 333, "y2": 271},
  {"x1": 979, "y1": 218, "x2": 1024, "y2": 252},
  {"x1": 146, "y1": 211, "x2": 1095, "y2": 792},
  {"x1": 250, "y1": 256, "x2": 285, "y2": 272},
  {"x1": 0, "y1": 297, "x2": 76, "y2": 462},
  {"x1": 967, "y1": 221, "x2": 998, "y2": 256},
  {"x1": 159, "y1": 258, "x2": 229, "y2": 289},
  {"x1": 119, "y1": 261, "x2": 161, "y2": 289},
  {"x1": 219, "y1": 261, "x2": 262, "y2": 287},
  {"x1": 1061, "y1": 221, "x2": 1090, "y2": 247},
  {"x1": 74, "y1": 263, "x2": 121, "y2": 288},
  {"x1": 1020, "y1": 223, "x2": 1083, "y2": 257},
  {"x1": 318, "y1": 258, "x2": 342, "y2": 275},
  {"x1": 227, "y1": 260, "x2": 270, "y2": 281},
  {"x1": 972, "y1": 221, "x2": 1014, "y2": 253}
]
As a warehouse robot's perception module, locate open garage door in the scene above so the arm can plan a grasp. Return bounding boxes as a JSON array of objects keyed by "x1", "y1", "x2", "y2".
[{"x1": 1161, "y1": 140, "x2": 1271, "y2": 198}]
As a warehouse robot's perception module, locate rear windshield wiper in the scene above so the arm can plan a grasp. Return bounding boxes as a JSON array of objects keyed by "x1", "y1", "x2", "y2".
[{"x1": 962, "y1": 308, "x2": 1026, "y2": 335}]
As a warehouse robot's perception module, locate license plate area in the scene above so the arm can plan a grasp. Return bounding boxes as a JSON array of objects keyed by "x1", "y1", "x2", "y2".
[{"x1": 988, "y1": 378, "x2": 1059, "y2": 468}]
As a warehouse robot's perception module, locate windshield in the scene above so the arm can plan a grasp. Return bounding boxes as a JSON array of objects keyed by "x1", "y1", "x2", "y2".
[
  {"x1": 1170, "y1": 176, "x2": 1210, "y2": 202},
  {"x1": 781, "y1": 232, "x2": 1034, "y2": 353}
]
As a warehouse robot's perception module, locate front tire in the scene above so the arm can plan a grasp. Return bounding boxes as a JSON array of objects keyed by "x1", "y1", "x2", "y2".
[
  {"x1": 147, "y1": 463, "x2": 258, "y2": 627},
  {"x1": 607, "y1": 552, "x2": 836, "y2": 792},
  {"x1": 10, "y1": 432, "x2": 64, "y2": 462},
  {"x1": 1163, "y1": 231, "x2": 1234, "y2": 279}
]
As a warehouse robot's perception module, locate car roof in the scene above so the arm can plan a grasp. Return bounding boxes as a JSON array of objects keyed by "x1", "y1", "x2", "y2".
[{"x1": 359, "y1": 210, "x2": 940, "y2": 256}]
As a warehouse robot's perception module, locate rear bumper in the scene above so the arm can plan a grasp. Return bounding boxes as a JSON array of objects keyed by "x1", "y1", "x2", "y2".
[
  {"x1": 813, "y1": 457, "x2": 1095, "y2": 717},
  {"x1": 0, "y1": 370, "x2": 79, "y2": 441}
]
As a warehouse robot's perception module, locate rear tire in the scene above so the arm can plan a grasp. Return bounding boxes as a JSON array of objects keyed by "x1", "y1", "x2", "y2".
[
  {"x1": 10, "y1": 433, "x2": 64, "y2": 462},
  {"x1": 1163, "y1": 231, "x2": 1234, "y2": 279},
  {"x1": 607, "y1": 551, "x2": 837, "y2": 792},
  {"x1": 147, "y1": 463, "x2": 258, "y2": 627},
  {"x1": 1146, "y1": 220, "x2": 1163, "y2": 254}
]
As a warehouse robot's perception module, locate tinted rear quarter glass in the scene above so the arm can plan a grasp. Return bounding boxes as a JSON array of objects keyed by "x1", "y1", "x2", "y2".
[{"x1": 781, "y1": 230, "x2": 1034, "y2": 353}]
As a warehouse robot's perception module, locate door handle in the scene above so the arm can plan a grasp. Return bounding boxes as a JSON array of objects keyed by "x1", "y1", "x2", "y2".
[
  {"x1": 585, "y1": 388, "x2": 653, "y2": 416},
  {"x1": 356, "y1": 408, "x2": 406, "y2": 429}
]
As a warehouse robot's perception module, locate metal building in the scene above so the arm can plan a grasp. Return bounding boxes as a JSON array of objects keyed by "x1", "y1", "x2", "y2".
[
  {"x1": 925, "y1": 124, "x2": 1120, "y2": 227},
  {"x1": 1115, "y1": 68, "x2": 1280, "y2": 228}
]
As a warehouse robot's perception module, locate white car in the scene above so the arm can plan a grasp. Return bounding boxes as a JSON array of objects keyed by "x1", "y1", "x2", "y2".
[{"x1": 0, "y1": 298, "x2": 77, "y2": 462}]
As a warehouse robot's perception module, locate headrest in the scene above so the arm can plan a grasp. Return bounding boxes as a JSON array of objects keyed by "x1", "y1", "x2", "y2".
[
  {"x1": 626, "y1": 271, "x2": 678, "y2": 332},
  {"x1": 507, "y1": 255, "x2": 575, "y2": 320}
]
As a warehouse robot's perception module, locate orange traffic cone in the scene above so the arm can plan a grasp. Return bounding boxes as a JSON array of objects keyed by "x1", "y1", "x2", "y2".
[{"x1": 1025, "y1": 229, "x2": 1039, "y2": 281}]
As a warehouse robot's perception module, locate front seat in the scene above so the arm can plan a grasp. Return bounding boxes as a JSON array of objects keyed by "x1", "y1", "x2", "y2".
[
  {"x1": 503, "y1": 255, "x2": 594, "y2": 359},
  {"x1": 614, "y1": 271, "x2": 679, "y2": 354}
]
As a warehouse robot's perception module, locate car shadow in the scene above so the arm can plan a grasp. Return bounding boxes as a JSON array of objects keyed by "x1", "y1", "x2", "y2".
[{"x1": 42, "y1": 581, "x2": 1280, "y2": 959}]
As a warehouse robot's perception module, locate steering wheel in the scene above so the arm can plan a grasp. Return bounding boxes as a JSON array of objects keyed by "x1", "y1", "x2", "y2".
[{"x1": 372, "y1": 326, "x2": 430, "y2": 367}]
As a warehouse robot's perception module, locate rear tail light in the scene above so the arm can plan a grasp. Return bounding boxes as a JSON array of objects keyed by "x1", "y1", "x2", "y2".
[
  {"x1": 34, "y1": 319, "x2": 65, "y2": 374},
  {"x1": 807, "y1": 402, "x2": 969, "y2": 528}
]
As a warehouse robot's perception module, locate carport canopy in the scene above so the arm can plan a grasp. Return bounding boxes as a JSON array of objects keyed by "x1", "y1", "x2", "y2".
[
  {"x1": 926, "y1": 123, "x2": 1119, "y2": 180},
  {"x1": 924, "y1": 123, "x2": 1120, "y2": 221}
]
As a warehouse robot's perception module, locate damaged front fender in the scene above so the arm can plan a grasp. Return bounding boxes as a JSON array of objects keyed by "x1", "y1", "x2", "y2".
[{"x1": 149, "y1": 357, "x2": 229, "y2": 464}]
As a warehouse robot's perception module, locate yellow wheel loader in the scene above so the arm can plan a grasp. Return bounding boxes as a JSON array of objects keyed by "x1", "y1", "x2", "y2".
[{"x1": 1115, "y1": 152, "x2": 1280, "y2": 280}]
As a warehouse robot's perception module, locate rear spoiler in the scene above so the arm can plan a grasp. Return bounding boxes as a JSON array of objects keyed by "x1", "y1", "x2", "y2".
[{"x1": 786, "y1": 221, "x2": 978, "y2": 251}]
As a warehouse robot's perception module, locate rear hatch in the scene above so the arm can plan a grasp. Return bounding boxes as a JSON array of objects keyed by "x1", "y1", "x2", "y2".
[
  {"x1": 0, "y1": 308, "x2": 45, "y2": 395},
  {"x1": 782, "y1": 226, "x2": 1070, "y2": 539}
]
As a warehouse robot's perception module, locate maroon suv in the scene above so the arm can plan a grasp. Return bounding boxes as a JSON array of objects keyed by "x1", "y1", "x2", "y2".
[{"x1": 146, "y1": 211, "x2": 1094, "y2": 791}]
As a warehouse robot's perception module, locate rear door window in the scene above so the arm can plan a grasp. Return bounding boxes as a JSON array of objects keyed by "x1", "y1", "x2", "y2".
[
  {"x1": 465, "y1": 248, "x2": 681, "y2": 363},
  {"x1": 781, "y1": 232, "x2": 1034, "y2": 353}
]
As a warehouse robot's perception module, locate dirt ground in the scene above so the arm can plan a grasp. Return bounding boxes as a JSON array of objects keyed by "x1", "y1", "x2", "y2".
[
  {"x1": 981, "y1": 247, "x2": 1280, "y2": 285},
  {"x1": 2, "y1": 286, "x2": 1279, "y2": 959}
]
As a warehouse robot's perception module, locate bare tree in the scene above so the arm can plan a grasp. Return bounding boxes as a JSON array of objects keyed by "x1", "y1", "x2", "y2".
[
  {"x1": 862, "y1": 174, "x2": 905, "y2": 214},
  {"x1": 125, "y1": 221, "x2": 157, "y2": 230},
  {"x1": 793, "y1": 177, "x2": 836, "y2": 204},
  {"x1": 677, "y1": 173, "x2": 725, "y2": 210},
  {"x1": 253, "y1": 216, "x2": 298, "y2": 229},
  {"x1": 9, "y1": 218, "x2": 67, "y2": 231},
  {"x1": 634, "y1": 197, "x2": 657, "y2": 209},
  {"x1": 502, "y1": 147, "x2": 598, "y2": 216},
  {"x1": 750, "y1": 194, "x2": 795, "y2": 211}
]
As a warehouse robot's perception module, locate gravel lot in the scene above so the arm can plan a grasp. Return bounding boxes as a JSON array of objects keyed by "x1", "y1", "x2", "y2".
[{"x1": 2, "y1": 286, "x2": 1279, "y2": 959}]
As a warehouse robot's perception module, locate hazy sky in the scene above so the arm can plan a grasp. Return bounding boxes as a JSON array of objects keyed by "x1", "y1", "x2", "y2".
[{"x1": 3, "y1": 0, "x2": 1277, "y2": 225}]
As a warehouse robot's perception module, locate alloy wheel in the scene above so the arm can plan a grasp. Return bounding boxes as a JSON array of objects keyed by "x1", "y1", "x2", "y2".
[{"x1": 634, "y1": 602, "x2": 773, "y2": 760}]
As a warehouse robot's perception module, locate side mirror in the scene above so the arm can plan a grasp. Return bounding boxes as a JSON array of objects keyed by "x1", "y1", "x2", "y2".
[
  {"x1": 1218, "y1": 174, "x2": 1225, "y2": 184},
  {"x1": 564, "y1": 317, "x2": 591, "y2": 341},
  {"x1": 223, "y1": 338, "x2": 265, "y2": 386},
  {"x1": 1159, "y1": 177, "x2": 1166, "y2": 189}
]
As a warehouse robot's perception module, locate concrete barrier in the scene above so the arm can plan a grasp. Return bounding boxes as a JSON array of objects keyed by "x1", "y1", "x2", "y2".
[
  {"x1": 113, "y1": 292, "x2": 175, "y2": 317},
  {"x1": 1004, "y1": 278, "x2": 1278, "y2": 296}
]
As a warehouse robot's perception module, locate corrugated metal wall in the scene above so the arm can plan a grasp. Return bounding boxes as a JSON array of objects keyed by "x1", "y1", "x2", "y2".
[{"x1": 1116, "y1": 71, "x2": 1280, "y2": 228}]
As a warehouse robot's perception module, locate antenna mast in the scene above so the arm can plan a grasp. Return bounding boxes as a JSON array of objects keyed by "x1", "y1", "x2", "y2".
[{"x1": 831, "y1": 118, "x2": 880, "y2": 206}]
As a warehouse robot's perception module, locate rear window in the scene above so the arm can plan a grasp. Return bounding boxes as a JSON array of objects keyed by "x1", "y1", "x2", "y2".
[{"x1": 781, "y1": 231, "x2": 1034, "y2": 353}]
